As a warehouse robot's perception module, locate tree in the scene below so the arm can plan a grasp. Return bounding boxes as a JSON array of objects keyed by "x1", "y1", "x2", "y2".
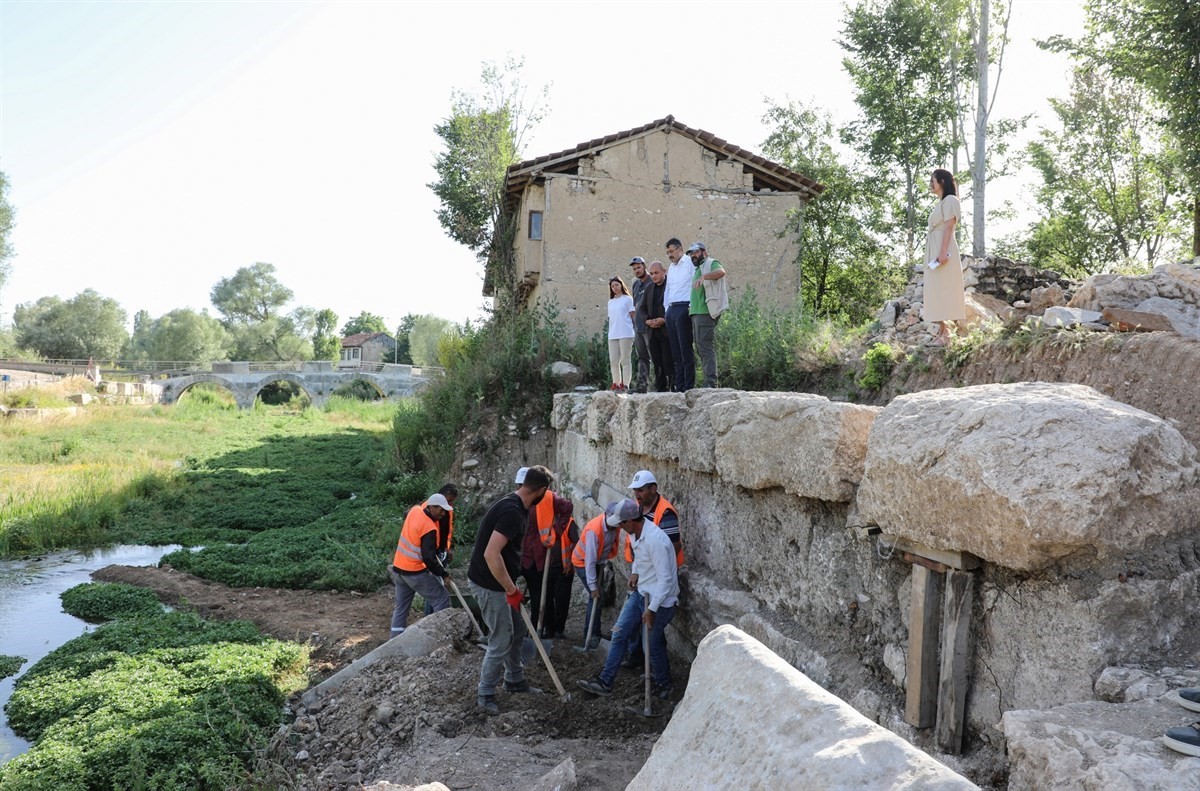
[
  {"x1": 428, "y1": 57, "x2": 549, "y2": 289},
  {"x1": 393, "y1": 314, "x2": 416, "y2": 365},
  {"x1": 761, "y1": 100, "x2": 903, "y2": 323},
  {"x1": 313, "y1": 309, "x2": 341, "y2": 361},
  {"x1": 13, "y1": 289, "x2": 128, "y2": 360},
  {"x1": 1049, "y1": 0, "x2": 1200, "y2": 254},
  {"x1": 841, "y1": 0, "x2": 965, "y2": 262},
  {"x1": 1018, "y1": 66, "x2": 1186, "y2": 275},
  {"x1": 125, "y1": 308, "x2": 230, "y2": 362},
  {"x1": 408, "y1": 315, "x2": 458, "y2": 367},
  {"x1": 0, "y1": 170, "x2": 14, "y2": 298},
  {"x1": 340, "y1": 311, "x2": 387, "y2": 336},
  {"x1": 210, "y1": 263, "x2": 310, "y2": 360}
]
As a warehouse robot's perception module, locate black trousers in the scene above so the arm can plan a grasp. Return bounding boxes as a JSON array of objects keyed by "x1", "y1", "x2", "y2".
[
  {"x1": 541, "y1": 553, "x2": 574, "y2": 637},
  {"x1": 519, "y1": 563, "x2": 544, "y2": 630},
  {"x1": 647, "y1": 328, "x2": 674, "y2": 392}
]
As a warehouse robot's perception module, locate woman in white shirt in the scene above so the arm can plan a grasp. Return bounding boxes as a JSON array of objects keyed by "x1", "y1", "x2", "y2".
[{"x1": 606, "y1": 277, "x2": 635, "y2": 391}]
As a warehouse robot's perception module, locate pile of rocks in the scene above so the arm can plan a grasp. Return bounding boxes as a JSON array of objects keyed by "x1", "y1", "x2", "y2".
[{"x1": 1061, "y1": 259, "x2": 1200, "y2": 339}]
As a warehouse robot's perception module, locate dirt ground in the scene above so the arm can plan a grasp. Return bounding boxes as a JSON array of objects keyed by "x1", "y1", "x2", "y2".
[{"x1": 93, "y1": 564, "x2": 678, "y2": 790}]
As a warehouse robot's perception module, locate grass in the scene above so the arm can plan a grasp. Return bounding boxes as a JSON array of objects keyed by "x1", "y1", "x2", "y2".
[
  {"x1": 60, "y1": 582, "x2": 165, "y2": 622},
  {"x1": 0, "y1": 606, "x2": 307, "y2": 791}
]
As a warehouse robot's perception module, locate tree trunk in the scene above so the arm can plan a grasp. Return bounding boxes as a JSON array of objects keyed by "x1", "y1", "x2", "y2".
[
  {"x1": 1194, "y1": 195, "x2": 1200, "y2": 258},
  {"x1": 973, "y1": 0, "x2": 989, "y2": 258}
]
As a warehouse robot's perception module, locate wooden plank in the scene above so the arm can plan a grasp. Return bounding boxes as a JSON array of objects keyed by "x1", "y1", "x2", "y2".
[
  {"x1": 905, "y1": 564, "x2": 944, "y2": 728},
  {"x1": 936, "y1": 569, "x2": 976, "y2": 754},
  {"x1": 882, "y1": 535, "x2": 981, "y2": 571},
  {"x1": 903, "y1": 552, "x2": 949, "y2": 574}
]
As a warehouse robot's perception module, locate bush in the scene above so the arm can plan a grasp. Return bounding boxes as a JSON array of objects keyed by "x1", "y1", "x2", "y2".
[
  {"x1": 857, "y1": 342, "x2": 899, "y2": 391},
  {"x1": 0, "y1": 654, "x2": 26, "y2": 680},
  {"x1": 60, "y1": 582, "x2": 163, "y2": 622}
]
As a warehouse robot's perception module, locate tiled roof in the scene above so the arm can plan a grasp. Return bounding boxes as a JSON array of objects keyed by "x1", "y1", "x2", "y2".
[
  {"x1": 504, "y1": 115, "x2": 824, "y2": 200},
  {"x1": 341, "y1": 332, "x2": 391, "y2": 347}
]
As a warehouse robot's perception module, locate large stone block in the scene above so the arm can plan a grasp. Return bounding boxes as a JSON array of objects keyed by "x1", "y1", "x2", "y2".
[
  {"x1": 584, "y1": 391, "x2": 620, "y2": 443},
  {"x1": 856, "y1": 382, "x2": 1200, "y2": 571},
  {"x1": 1001, "y1": 698, "x2": 1200, "y2": 790},
  {"x1": 627, "y1": 626, "x2": 977, "y2": 790},
  {"x1": 677, "y1": 389, "x2": 745, "y2": 474},
  {"x1": 710, "y1": 394, "x2": 878, "y2": 502},
  {"x1": 551, "y1": 392, "x2": 589, "y2": 432},
  {"x1": 608, "y1": 393, "x2": 689, "y2": 459}
]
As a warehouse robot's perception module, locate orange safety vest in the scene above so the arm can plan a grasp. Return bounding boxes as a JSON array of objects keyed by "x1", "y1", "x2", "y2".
[
  {"x1": 533, "y1": 491, "x2": 556, "y2": 548},
  {"x1": 623, "y1": 494, "x2": 683, "y2": 566},
  {"x1": 559, "y1": 516, "x2": 579, "y2": 568},
  {"x1": 571, "y1": 515, "x2": 618, "y2": 569},
  {"x1": 422, "y1": 497, "x2": 454, "y2": 552},
  {"x1": 393, "y1": 505, "x2": 439, "y2": 572}
]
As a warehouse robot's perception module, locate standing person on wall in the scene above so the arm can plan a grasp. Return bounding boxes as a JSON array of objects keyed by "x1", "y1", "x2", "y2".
[
  {"x1": 687, "y1": 241, "x2": 728, "y2": 388},
  {"x1": 606, "y1": 276, "x2": 636, "y2": 391},
  {"x1": 924, "y1": 169, "x2": 966, "y2": 346}
]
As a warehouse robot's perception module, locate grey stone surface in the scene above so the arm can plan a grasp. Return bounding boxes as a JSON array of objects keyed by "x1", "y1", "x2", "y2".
[
  {"x1": 627, "y1": 626, "x2": 977, "y2": 791},
  {"x1": 1001, "y1": 697, "x2": 1200, "y2": 790},
  {"x1": 856, "y1": 382, "x2": 1200, "y2": 571},
  {"x1": 529, "y1": 757, "x2": 577, "y2": 791},
  {"x1": 1043, "y1": 305, "x2": 1103, "y2": 327},
  {"x1": 1135, "y1": 296, "x2": 1200, "y2": 339},
  {"x1": 709, "y1": 394, "x2": 878, "y2": 502}
]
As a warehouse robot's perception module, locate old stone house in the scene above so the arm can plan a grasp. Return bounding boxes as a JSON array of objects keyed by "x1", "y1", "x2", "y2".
[
  {"x1": 498, "y1": 115, "x2": 824, "y2": 336},
  {"x1": 339, "y1": 332, "x2": 397, "y2": 366}
]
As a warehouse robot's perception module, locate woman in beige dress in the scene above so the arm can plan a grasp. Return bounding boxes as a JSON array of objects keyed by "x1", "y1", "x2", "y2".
[{"x1": 923, "y1": 168, "x2": 965, "y2": 345}]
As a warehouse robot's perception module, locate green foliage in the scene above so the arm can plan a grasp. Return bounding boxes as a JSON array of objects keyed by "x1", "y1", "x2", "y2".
[
  {"x1": 393, "y1": 314, "x2": 416, "y2": 364},
  {"x1": 331, "y1": 379, "x2": 383, "y2": 401},
  {"x1": 1015, "y1": 64, "x2": 1187, "y2": 275},
  {"x1": 61, "y1": 582, "x2": 164, "y2": 622},
  {"x1": 840, "y1": 0, "x2": 964, "y2": 261},
  {"x1": 716, "y1": 290, "x2": 863, "y2": 391},
  {"x1": 408, "y1": 314, "x2": 458, "y2": 366},
  {"x1": 0, "y1": 169, "x2": 14, "y2": 296},
  {"x1": 761, "y1": 100, "x2": 907, "y2": 322},
  {"x1": 1, "y1": 387, "x2": 74, "y2": 409},
  {"x1": 210, "y1": 263, "x2": 313, "y2": 361},
  {"x1": 13, "y1": 289, "x2": 129, "y2": 360},
  {"x1": 124, "y1": 307, "x2": 231, "y2": 362},
  {"x1": 0, "y1": 610, "x2": 306, "y2": 790},
  {"x1": 341, "y1": 311, "x2": 388, "y2": 336},
  {"x1": 858, "y1": 342, "x2": 899, "y2": 390},
  {"x1": 312, "y1": 308, "x2": 341, "y2": 361},
  {"x1": 0, "y1": 654, "x2": 26, "y2": 680}
]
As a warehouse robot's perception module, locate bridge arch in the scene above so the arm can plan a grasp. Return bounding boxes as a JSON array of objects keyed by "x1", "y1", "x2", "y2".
[
  {"x1": 161, "y1": 374, "x2": 248, "y2": 409},
  {"x1": 251, "y1": 373, "x2": 318, "y2": 406}
]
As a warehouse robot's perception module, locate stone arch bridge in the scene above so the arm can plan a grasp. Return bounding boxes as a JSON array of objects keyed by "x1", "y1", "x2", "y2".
[{"x1": 161, "y1": 361, "x2": 431, "y2": 409}]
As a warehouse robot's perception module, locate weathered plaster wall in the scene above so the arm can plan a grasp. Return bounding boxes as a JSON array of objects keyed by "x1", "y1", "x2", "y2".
[
  {"x1": 511, "y1": 129, "x2": 803, "y2": 336},
  {"x1": 550, "y1": 387, "x2": 1200, "y2": 762}
]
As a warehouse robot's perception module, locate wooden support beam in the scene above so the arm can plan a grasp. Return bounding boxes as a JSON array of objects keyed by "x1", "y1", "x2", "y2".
[
  {"x1": 936, "y1": 569, "x2": 976, "y2": 754},
  {"x1": 905, "y1": 564, "x2": 944, "y2": 728},
  {"x1": 880, "y1": 535, "x2": 981, "y2": 571}
]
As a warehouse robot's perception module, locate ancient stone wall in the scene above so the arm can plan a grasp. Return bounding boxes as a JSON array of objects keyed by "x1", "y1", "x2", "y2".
[{"x1": 550, "y1": 385, "x2": 1200, "y2": 762}]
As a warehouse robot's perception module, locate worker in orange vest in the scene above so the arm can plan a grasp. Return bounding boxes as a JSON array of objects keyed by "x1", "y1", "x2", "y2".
[
  {"x1": 390, "y1": 492, "x2": 455, "y2": 636},
  {"x1": 622, "y1": 469, "x2": 681, "y2": 668},
  {"x1": 571, "y1": 502, "x2": 622, "y2": 650},
  {"x1": 422, "y1": 483, "x2": 458, "y2": 616},
  {"x1": 515, "y1": 467, "x2": 560, "y2": 633},
  {"x1": 541, "y1": 494, "x2": 578, "y2": 639}
]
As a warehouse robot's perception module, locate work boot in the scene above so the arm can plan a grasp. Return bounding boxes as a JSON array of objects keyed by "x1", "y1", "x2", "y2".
[
  {"x1": 577, "y1": 676, "x2": 613, "y2": 697},
  {"x1": 503, "y1": 680, "x2": 543, "y2": 694},
  {"x1": 476, "y1": 695, "x2": 499, "y2": 715},
  {"x1": 651, "y1": 681, "x2": 673, "y2": 701}
]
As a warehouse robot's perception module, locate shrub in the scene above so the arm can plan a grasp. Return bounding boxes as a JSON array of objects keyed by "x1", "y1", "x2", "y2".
[
  {"x1": 857, "y1": 342, "x2": 899, "y2": 391},
  {"x1": 61, "y1": 582, "x2": 164, "y2": 622},
  {"x1": 0, "y1": 654, "x2": 25, "y2": 680}
]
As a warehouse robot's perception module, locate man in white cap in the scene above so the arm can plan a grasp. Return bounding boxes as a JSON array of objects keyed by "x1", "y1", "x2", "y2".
[
  {"x1": 390, "y1": 492, "x2": 456, "y2": 635},
  {"x1": 687, "y1": 241, "x2": 727, "y2": 388},
  {"x1": 621, "y1": 469, "x2": 681, "y2": 669},
  {"x1": 629, "y1": 256, "x2": 651, "y2": 393},
  {"x1": 578, "y1": 498, "x2": 679, "y2": 699}
]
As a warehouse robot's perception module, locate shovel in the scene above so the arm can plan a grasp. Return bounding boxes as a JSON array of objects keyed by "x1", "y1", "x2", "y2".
[
  {"x1": 625, "y1": 593, "x2": 661, "y2": 718},
  {"x1": 519, "y1": 602, "x2": 569, "y2": 700},
  {"x1": 446, "y1": 578, "x2": 485, "y2": 642}
]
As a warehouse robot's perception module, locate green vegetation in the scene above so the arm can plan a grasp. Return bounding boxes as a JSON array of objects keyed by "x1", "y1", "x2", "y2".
[
  {"x1": 0, "y1": 654, "x2": 25, "y2": 680},
  {"x1": 1, "y1": 388, "x2": 75, "y2": 409},
  {"x1": 857, "y1": 342, "x2": 900, "y2": 391},
  {"x1": 0, "y1": 609, "x2": 306, "y2": 790},
  {"x1": 60, "y1": 582, "x2": 164, "y2": 622}
]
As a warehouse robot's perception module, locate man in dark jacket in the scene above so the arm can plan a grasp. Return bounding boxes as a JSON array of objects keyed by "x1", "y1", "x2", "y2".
[{"x1": 644, "y1": 261, "x2": 674, "y2": 392}]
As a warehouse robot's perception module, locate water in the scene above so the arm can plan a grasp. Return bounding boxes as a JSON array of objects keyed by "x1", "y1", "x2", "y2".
[{"x1": 0, "y1": 544, "x2": 179, "y2": 764}]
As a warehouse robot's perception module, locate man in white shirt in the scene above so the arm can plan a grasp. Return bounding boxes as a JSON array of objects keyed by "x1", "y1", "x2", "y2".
[
  {"x1": 577, "y1": 498, "x2": 680, "y2": 700},
  {"x1": 663, "y1": 237, "x2": 696, "y2": 391}
]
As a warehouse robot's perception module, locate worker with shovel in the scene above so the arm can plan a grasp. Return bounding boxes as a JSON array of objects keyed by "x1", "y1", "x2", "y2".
[
  {"x1": 390, "y1": 493, "x2": 456, "y2": 636},
  {"x1": 578, "y1": 498, "x2": 679, "y2": 700},
  {"x1": 468, "y1": 465, "x2": 555, "y2": 716},
  {"x1": 620, "y1": 469, "x2": 681, "y2": 669},
  {"x1": 570, "y1": 503, "x2": 622, "y2": 651}
]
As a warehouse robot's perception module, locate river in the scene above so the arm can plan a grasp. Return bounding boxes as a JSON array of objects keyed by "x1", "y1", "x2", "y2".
[{"x1": 0, "y1": 544, "x2": 178, "y2": 764}]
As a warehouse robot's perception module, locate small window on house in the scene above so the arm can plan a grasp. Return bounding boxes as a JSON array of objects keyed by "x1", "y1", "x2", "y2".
[{"x1": 528, "y1": 211, "x2": 543, "y2": 240}]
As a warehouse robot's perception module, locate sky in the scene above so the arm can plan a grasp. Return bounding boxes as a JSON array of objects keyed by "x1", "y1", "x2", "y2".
[{"x1": 0, "y1": 0, "x2": 1087, "y2": 335}]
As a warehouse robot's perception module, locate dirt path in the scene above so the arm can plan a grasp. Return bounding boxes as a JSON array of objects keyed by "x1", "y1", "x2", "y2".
[{"x1": 93, "y1": 565, "x2": 675, "y2": 789}]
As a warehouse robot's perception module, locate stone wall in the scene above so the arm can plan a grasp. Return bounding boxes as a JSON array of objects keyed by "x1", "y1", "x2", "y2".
[{"x1": 550, "y1": 385, "x2": 1200, "y2": 766}]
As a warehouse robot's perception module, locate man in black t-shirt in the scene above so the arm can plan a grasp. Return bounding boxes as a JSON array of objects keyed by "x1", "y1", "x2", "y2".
[{"x1": 469, "y1": 464, "x2": 554, "y2": 715}]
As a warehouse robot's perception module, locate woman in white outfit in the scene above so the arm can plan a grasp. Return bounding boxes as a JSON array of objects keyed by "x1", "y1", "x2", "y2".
[
  {"x1": 924, "y1": 168, "x2": 966, "y2": 346},
  {"x1": 606, "y1": 277, "x2": 635, "y2": 391}
]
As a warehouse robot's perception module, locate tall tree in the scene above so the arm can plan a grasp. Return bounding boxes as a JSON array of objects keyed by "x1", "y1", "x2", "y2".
[
  {"x1": 408, "y1": 315, "x2": 457, "y2": 367},
  {"x1": 1051, "y1": 0, "x2": 1200, "y2": 254},
  {"x1": 341, "y1": 311, "x2": 387, "y2": 336},
  {"x1": 0, "y1": 171, "x2": 14, "y2": 298},
  {"x1": 393, "y1": 314, "x2": 417, "y2": 365},
  {"x1": 210, "y1": 263, "x2": 310, "y2": 360},
  {"x1": 428, "y1": 57, "x2": 549, "y2": 290},
  {"x1": 124, "y1": 308, "x2": 230, "y2": 362},
  {"x1": 312, "y1": 308, "x2": 341, "y2": 361},
  {"x1": 761, "y1": 100, "x2": 903, "y2": 323},
  {"x1": 841, "y1": 0, "x2": 964, "y2": 262},
  {"x1": 1018, "y1": 66, "x2": 1186, "y2": 275},
  {"x1": 13, "y1": 290, "x2": 128, "y2": 360}
]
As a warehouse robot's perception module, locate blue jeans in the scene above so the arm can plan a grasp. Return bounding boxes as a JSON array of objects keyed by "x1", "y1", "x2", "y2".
[
  {"x1": 666, "y1": 302, "x2": 695, "y2": 391},
  {"x1": 600, "y1": 592, "x2": 675, "y2": 687},
  {"x1": 471, "y1": 582, "x2": 526, "y2": 697},
  {"x1": 390, "y1": 567, "x2": 450, "y2": 633}
]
